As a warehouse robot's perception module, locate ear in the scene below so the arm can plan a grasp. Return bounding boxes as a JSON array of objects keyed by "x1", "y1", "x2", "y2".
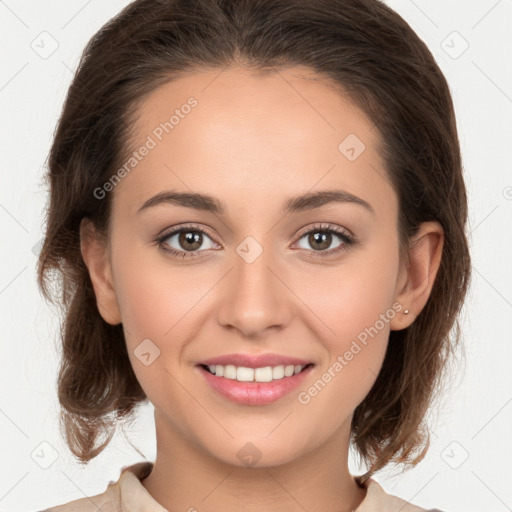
[
  {"x1": 390, "y1": 221, "x2": 444, "y2": 330},
  {"x1": 80, "y1": 218, "x2": 122, "y2": 325}
]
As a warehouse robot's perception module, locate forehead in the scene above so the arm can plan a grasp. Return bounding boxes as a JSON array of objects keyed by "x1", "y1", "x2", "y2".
[{"x1": 112, "y1": 65, "x2": 396, "y2": 220}]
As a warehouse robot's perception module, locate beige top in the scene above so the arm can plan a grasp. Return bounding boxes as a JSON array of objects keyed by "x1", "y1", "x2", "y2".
[{"x1": 38, "y1": 461, "x2": 444, "y2": 512}]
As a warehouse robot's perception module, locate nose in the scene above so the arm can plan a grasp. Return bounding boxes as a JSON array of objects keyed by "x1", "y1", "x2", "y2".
[{"x1": 217, "y1": 242, "x2": 292, "y2": 338}]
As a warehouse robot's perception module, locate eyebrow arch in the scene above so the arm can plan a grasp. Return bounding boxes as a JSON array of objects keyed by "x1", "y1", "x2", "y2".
[
  {"x1": 137, "y1": 189, "x2": 375, "y2": 216},
  {"x1": 282, "y1": 190, "x2": 375, "y2": 216}
]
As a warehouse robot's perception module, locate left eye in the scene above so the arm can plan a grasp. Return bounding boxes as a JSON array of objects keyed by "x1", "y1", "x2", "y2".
[
  {"x1": 292, "y1": 223, "x2": 356, "y2": 257},
  {"x1": 296, "y1": 229, "x2": 347, "y2": 252}
]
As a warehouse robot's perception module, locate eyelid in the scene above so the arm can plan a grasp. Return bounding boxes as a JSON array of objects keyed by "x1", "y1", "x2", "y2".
[
  {"x1": 157, "y1": 222, "x2": 219, "y2": 244},
  {"x1": 294, "y1": 222, "x2": 355, "y2": 241}
]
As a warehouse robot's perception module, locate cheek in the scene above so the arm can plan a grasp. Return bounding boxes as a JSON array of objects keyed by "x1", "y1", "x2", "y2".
[
  {"x1": 295, "y1": 242, "x2": 399, "y2": 407},
  {"x1": 109, "y1": 242, "x2": 176, "y2": 364},
  {"x1": 110, "y1": 239, "x2": 219, "y2": 386},
  {"x1": 112, "y1": 257, "x2": 195, "y2": 401},
  {"x1": 111, "y1": 235, "x2": 207, "y2": 337},
  {"x1": 114, "y1": 263, "x2": 174, "y2": 340},
  {"x1": 303, "y1": 244, "x2": 399, "y2": 348}
]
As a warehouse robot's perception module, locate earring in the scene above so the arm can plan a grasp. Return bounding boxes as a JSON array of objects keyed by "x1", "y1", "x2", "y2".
[{"x1": 403, "y1": 309, "x2": 409, "y2": 314}]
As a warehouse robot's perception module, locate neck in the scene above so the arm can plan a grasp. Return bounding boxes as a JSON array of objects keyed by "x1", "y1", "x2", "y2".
[{"x1": 141, "y1": 410, "x2": 367, "y2": 512}]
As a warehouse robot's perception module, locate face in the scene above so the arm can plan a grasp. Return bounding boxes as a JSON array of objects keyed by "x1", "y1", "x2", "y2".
[{"x1": 98, "y1": 66, "x2": 407, "y2": 467}]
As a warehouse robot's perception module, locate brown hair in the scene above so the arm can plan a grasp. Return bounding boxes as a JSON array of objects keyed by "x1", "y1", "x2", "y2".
[{"x1": 37, "y1": 0, "x2": 471, "y2": 482}]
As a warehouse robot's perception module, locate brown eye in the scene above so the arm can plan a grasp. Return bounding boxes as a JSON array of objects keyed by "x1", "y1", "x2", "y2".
[
  {"x1": 294, "y1": 223, "x2": 356, "y2": 258},
  {"x1": 157, "y1": 225, "x2": 218, "y2": 258},
  {"x1": 178, "y1": 230, "x2": 203, "y2": 251},
  {"x1": 307, "y1": 231, "x2": 333, "y2": 251}
]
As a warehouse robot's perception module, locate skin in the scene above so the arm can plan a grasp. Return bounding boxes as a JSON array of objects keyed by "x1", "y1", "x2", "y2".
[{"x1": 80, "y1": 65, "x2": 443, "y2": 512}]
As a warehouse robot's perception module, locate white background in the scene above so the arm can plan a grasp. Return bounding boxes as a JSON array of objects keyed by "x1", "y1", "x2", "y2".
[{"x1": 1, "y1": 1, "x2": 511, "y2": 511}]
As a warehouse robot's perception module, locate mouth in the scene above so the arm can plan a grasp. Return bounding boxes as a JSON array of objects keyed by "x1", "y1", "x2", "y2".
[
  {"x1": 196, "y1": 361, "x2": 315, "y2": 405},
  {"x1": 199, "y1": 362, "x2": 314, "y2": 383}
]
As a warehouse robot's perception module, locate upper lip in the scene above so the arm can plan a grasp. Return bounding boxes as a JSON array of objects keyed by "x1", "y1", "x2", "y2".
[{"x1": 199, "y1": 353, "x2": 313, "y2": 368}]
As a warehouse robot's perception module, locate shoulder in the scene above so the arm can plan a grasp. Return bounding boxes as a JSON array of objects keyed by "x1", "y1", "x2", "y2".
[
  {"x1": 32, "y1": 461, "x2": 155, "y2": 512},
  {"x1": 32, "y1": 484, "x2": 118, "y2": 512},
  {"x1": 357, "y1": 478, "x2": 447, "y2": 512}
]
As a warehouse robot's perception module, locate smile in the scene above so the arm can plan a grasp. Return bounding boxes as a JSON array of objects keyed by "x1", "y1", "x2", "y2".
[
  {"x1": 202, "y1": 363, "x2": 309, "y2": 382},
  {"x1": 197, "y1": 363, "x2": 315, "y2": 405}
]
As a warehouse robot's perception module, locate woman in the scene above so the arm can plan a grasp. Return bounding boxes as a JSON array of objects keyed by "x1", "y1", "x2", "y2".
[{"x1": 35, "y1": 0, "x2": 470, "y2": 510}]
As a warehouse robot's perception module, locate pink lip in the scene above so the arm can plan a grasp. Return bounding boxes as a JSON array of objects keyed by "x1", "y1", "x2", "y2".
[
  {"x1": 199, "y1": 353, "x2": 313, "y2": 368},
  {"x1": 196, "y1": 364, "x2": 314, "y2": 405}
]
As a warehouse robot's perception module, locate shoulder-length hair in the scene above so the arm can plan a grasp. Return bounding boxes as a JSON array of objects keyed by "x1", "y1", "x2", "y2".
[{"x1": 37, "y1": 0, "x2": 471, "y2": 482}]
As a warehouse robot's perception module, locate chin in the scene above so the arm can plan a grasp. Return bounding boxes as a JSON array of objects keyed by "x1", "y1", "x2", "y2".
[{"x1": 202, "y1": 435, "x2": 306, "y2": 469}]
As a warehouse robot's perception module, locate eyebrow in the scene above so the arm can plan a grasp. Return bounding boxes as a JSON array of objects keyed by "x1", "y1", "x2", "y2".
[{"x1": 137, "y1": 189, "x2": 375, "y2": 216}]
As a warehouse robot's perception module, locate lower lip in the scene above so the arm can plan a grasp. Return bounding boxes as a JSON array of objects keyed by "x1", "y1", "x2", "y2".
[{"x1": 197, "y1": 365, "x2": 314, "y2": 405}]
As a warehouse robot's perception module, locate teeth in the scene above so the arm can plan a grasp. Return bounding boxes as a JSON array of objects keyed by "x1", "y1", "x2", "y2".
[{"x1": 205, "y1": 364, "x2": 307, "y2": 382}]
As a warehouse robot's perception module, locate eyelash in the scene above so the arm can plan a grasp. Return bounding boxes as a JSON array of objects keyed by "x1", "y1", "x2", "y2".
[{"x1": 154, "y1": 222, "x2": 357, "y2": 260}]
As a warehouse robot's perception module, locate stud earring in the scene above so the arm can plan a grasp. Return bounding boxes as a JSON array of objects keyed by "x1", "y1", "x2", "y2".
[{"x1": 403, "y1": 309, "x2": 409, "y2": 314}]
